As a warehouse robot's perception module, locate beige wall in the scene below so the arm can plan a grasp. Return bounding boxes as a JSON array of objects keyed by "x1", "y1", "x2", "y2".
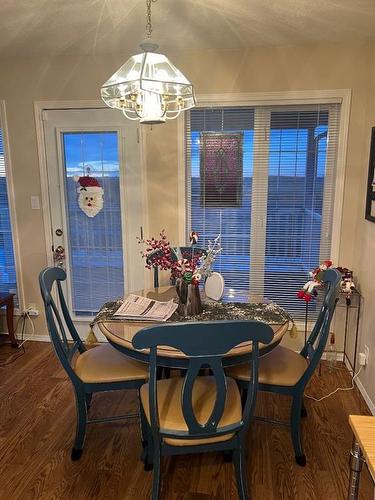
[
  {"x1": 352, "y1": 49, "x2": 375, "y2": 406},
  {"x1": 0, "y1": 42, "x2": 374, "y2": 403}
]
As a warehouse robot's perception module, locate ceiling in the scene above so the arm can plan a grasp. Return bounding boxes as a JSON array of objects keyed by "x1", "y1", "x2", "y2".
[{"x1": 1, "y1": 0, "x2": 375, "y2": 57}]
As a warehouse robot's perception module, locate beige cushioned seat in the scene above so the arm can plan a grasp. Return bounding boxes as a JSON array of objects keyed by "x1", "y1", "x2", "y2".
[
  {"x1": 227, "y1": 346, "x2": 308, "y2": 387},
  {"x1": 140, "y1": 376, "x2": 242, "y2": 446},
  {"x1": 74, "y1": 344, "x2": 148, "y2": 383}
]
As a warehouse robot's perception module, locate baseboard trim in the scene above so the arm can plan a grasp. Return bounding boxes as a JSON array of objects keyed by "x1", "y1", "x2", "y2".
[
  {"x1": 354, "y1": 375, "x2": 375, "y2": 416},
  {"x1": 344, "y1": 356, "x2": 375, "y2": 415},
  {"x1": 18, "y1": 334, "x2": 50, "y2": 343},
  {"x1": 321, "y1": 351, "x2": 344, "y2": 362}
]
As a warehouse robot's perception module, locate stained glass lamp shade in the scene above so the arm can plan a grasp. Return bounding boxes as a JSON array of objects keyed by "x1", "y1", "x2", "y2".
[{"x1": 101, "y1": 43, "x2": 196, "y2": 125}]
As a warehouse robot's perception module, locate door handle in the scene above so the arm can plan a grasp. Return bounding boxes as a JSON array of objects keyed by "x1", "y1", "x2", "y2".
[{"x1": 53, "y1": 245, "x2": 65, "y2": 267}]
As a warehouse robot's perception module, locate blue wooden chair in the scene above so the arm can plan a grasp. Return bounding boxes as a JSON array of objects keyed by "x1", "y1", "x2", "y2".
[
  {"x1": 227, "y1": 268, "x2": 341, "y2": 466},
  {"x1": 39, "y1": 267, "x2": 148, "y2": 460},
  {"x1": 146, "y1": 246, "x2": 207, "y2": 288},
  {"x1": 133, "y1": 320, "x2": 274, "y2": 500}
]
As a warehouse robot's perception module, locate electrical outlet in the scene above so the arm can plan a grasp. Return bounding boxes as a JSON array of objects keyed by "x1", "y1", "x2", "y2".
[
  {"x1": 365, "y1": 345, "x2": 370, "y2": 365},
  {"x1": 27, "y1": 309, "x2": 39, "y2": 317},
  {"x1": 25, "y1": 306, "x2": 39, "y2": 316},
  {"x1": 359, "y1": 352, "x2": 367, "y2": 366}
]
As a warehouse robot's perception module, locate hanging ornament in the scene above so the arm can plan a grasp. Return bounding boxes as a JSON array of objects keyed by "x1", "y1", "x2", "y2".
[{"x1": 74, "y1": 174, "x2": 104, "y2": 218}]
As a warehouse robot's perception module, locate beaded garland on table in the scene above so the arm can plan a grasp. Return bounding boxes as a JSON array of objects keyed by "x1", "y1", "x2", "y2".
[{"x1": 93, "y1": 298, "x2": 291, "y2": 326}]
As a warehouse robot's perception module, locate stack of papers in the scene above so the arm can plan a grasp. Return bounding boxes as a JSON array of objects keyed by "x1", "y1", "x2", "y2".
[{"x1": 114, "y1": 294, "x2": 178, "y2": 322}]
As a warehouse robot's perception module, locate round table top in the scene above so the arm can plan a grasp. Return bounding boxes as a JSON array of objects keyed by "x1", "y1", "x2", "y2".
[{"x1": 97, "y1": 286, "x2": 290, "y2": 366}]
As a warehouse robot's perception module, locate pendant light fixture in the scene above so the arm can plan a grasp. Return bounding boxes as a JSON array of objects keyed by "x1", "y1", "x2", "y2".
[{"x1": 101, "y1": 0, "x2": 196, "y2": 125}]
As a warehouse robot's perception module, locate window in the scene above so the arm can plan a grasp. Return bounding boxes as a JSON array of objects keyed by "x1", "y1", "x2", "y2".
[
  {"x1": 188, "y1": 108, "x2": 254, "y2": 293},
  {"x1": 62, "y1": 131, "x2": 124, "y2": 315},
  {"x1": 0, "y1": 126, "x2": 18, "y2": 300},
  {"x1": 186, "y1": 103, "x2": 340, "y2": 318}
]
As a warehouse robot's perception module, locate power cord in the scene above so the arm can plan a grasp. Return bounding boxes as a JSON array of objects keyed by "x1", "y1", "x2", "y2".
[
  {"x1": 0, "y1": 313, "x2": 27, "y2": 367},
  {"x1": 305, "y1": 366, "x2": 363, "y2": 402},
  {"x1": 17, "y1": 310, "x2": 36, "y2": 348}
]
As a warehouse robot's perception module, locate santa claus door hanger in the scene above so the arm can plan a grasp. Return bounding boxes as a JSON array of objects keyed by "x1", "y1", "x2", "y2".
[{"x1": 74, "y1": 175, "x2": 104, "y2": 218}]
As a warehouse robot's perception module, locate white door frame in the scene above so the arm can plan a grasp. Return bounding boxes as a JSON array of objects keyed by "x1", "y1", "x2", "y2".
[
  {"x1": 249, "y1": 108, "x2": 271, "y2": 299},
  {"x1": 34, "y1": 100, "x2": 150, "y2": 298},
  {"x1": 0, "y1": 101, "x2": 25, "y2": 311}
]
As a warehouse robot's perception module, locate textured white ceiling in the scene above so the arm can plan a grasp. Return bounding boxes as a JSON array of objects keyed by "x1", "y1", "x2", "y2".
[{"x1": 1, "y1": 0, "x2": 375, "y2": 56}]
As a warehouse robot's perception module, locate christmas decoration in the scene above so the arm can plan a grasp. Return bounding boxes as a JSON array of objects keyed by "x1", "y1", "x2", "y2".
[
  {"x1": 337, "y1": 267, "x2": 356, "y2": 305},
  {"x1": 94, "y1": 296, "x2": 292, "y2": 327},
  {"x1": 194, "y1": 235, "x2": 222, "y2": 281},
  {"x1": 137, "y1": 230, "x2": 222, "y2": 285},
  {"x1": 297, "y1": 260, "x2": 333, "y2": 302},
  {"x1": 74, "y1": 174, "x2": 104, "y2": 218}
]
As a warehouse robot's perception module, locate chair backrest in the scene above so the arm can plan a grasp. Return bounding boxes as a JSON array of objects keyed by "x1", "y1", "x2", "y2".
[
  {"x1": 300, "y1": 267, "x2": 342, "y2": 384},
  {"x1": 133, "y1": 320, "x2": 273, "y2": 443},
  {"x1": 146, "y1": 246, "x2": 207, "y2": 288},
  {"x1": 39, "y1": 267, "x2": 86, "y2": 381}
]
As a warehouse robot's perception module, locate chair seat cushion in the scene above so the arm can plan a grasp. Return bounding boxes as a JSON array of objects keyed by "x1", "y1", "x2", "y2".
[
  {"x1": 74, "y1": 344, "x2": 148, "y2": 384},
  {"x1": 140, "y1": 376, "x2": 242, "y2": 447},
  {"x1": 227, "y1": 346, "x2": 308, "y2": 387}
]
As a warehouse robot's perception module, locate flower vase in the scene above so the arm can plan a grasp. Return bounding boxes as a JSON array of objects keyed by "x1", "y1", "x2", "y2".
[{"x1": 176, "y1": 279, "x2": 203, "y2": 317}]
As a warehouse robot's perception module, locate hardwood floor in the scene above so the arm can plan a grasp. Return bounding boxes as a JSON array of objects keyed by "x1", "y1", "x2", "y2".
[{"x1": 0, "y1": 341, "x2": 373, "y2": 499}]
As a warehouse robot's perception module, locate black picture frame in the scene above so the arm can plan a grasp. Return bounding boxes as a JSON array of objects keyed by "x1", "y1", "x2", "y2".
[{"x1": 365, "y1": 127, "x2": 375, "y2": 222}]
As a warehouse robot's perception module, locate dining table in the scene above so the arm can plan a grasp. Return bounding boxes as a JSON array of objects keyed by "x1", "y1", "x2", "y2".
[{"x1": 95, "y1": 286, "x2": 291, "y2": 369}]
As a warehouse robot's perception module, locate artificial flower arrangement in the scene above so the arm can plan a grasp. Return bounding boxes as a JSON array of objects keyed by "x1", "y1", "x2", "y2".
[
  {"x1": 137, "y1": 229, "x2": 222, "y2": 286},
  {"x1": 137, "y1": 230, "x2": 222, "y2": 316}
]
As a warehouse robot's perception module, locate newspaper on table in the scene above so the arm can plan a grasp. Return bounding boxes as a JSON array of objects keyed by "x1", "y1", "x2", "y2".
[{"x1": 114, "y1": 294, "x2": 178, "y2": 322}]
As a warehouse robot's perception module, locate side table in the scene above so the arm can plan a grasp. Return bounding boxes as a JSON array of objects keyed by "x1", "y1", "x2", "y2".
[
  {"x1": 303, "y1": 288, "x2": 361, "y2": 374},
  {"x1": 342, "y1": 289, "x2": 362, "y2": 374},
  {"x1": 0, "y1": 292, "x2": 17, "y2": 347},
  {"x1": 348, "y1": 415, "x2": 375, "y2": 499}
]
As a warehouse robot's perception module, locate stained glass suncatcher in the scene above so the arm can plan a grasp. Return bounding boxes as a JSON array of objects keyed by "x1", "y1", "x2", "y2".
[{"x1": 200, "y1": 132, "x2": 243, "y2": 207}]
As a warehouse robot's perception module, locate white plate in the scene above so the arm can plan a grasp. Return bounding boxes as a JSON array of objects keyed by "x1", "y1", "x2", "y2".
[{"x1": 204, "y1": 272, "x2": 225, "y2": 301}]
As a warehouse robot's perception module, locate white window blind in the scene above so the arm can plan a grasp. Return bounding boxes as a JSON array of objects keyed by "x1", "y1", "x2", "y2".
[
  {"x1": 0, "y1": 127, "x2": 18, "y2": 299},
  {"x1": 62, "y1": 131, "x2": 124, "y2": 316},
  {"x1": 186, "y1": 103, "x2": 340, "y2": 318}
]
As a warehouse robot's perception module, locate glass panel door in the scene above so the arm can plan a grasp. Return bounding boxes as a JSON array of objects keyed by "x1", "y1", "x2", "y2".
[
  {"x1": 187, "y1": 104, "x2": 340, "y2": 317},
  {"x1": 44, "y1": 108, "x2": 145, "y2": 330},
  {"x1": 263, "y1": 108, "x2": 335, "y2": 315}
]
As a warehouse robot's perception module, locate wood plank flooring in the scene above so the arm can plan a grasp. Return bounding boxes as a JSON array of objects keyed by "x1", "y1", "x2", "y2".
[{"x1": 0, "y1": 341, "x2": 373, "y2": 499}]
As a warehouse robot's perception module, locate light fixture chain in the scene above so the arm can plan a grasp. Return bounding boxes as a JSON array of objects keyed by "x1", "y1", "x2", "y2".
[{"x1": 146, "y1": 0, "x2": 158, "y2": 38}]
